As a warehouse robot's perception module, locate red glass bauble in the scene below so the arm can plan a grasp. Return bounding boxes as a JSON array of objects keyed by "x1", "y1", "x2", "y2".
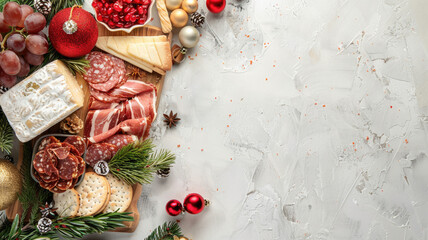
[
  {"x1": 48, "y1": 7, "x2": 98, "y2": 58},
  {"x1": 183, "y1": 193, "x2": 205, "y2": 214},
  {"x1": 166, "y1": 199, "x2": 183, "y2": 216},
  {"x1": 206, "y1": 0, "x2": 226, "y2": 14}
]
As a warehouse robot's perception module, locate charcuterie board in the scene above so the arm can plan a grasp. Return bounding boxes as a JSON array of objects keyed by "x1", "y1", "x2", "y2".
[{"x1": 5, "y1": 23, "x2": 172, "y2": 233}]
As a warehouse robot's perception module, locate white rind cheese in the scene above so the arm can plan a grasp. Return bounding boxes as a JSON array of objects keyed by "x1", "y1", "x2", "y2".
[{"x1": 0, "y1": 60, "x2": 84, "y2": 142}]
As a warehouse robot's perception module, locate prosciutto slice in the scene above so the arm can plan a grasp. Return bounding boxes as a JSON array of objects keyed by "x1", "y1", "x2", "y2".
[
  {"x1": 109, "y1": 80, "x2": 155, "y2": 98},
  {"x1": 87, "y1": 118, "x2": 151, "y2": 143},
  {"x1": 125, "y1": 89, "x2": 157, "y2": 121},
  {"x1": 89, "y1": 97, "x2": 120, "y2": 110}
]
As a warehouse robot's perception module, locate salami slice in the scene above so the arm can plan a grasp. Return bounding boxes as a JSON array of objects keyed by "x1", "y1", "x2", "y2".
[
  {"x1": 57, "y1": 155, "x2": 79, "y2": 180},
  {"x1": 75, "y1": 155, "x2": 86, "y2": 177},
  {"x1": 103, "y1": 134, "x2": 138, "y2": 150},
  {"x1": 38, "y1": 136, "x2": 60, "y2": 151},
  {"x1": 33, "y1": 150, "x2": 48, "y2": 174},
  {"x1": 45, "y1": 142, "x2": 62, "y2": 150},
  {"x1": 70, "y1": 177, "x2": 79, "y2": 189},
  {"x1": 109, "y1": 54, "x2": 127, "y2": 87},
  {"x1": 39, "y1": 171, "x2": 59, "y2": 183},
  {"x1": 102, "y1": 143, "x2": 119, "y2": 156},
  {"x1": 64, "y1": 136, "x2": 86, "y2": 156},
  {"x1": 89, "y1": 73, "x2": 120, "y2": 92},
  {"x1": 61, "y1": 142, "x2": 81, "y2": 156},
  {"x1": 39, "y1": 178, "x2": 58, "y2": 190},
  {"x1": 56, "y1": 179, "x2": 73, "y2": 191},
  {"x1": 50, "y1": 186, "x2": 66, "y2": 193},
  {"x1": 85, "y1": 143, "x2": 112, "y2": 167},
  {"x1": 48, "y1": 147, "x2": 70, "y2": 160},
  {"x1": 84, "y1": 53, "x2": 114, "y2": 84}
]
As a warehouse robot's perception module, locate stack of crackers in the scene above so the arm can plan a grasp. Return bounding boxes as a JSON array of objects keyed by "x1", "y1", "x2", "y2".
[{"x1": 53, "y1": 172, "x2": 133, "y2": 217}]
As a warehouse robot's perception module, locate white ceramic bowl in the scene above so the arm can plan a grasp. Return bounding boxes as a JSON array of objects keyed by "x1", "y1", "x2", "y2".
[{"x1": 93, "y1": 0, "x2": 156, "y2": 33}]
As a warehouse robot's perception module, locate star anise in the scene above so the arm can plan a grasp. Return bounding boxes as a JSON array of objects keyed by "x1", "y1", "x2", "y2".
[
  {"x1": 127, "y1": 66, "x2": 145, "y2": 79},
  {"x1": 163, "y1": 111, "x2": 181, "y2": 128},
  {"x1": 39, "y1": 202, "x2": 58, "y2": 218}
]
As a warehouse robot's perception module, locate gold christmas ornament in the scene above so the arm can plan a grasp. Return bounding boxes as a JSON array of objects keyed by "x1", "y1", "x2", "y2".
[
  {"x1": 166, "y1": 0, "x2": 182, "y2": 11},
  {"x1": 181, "y1": 0, "x2": 198, "y2": 14},
  {"x1": 0, "y1": 159, "x2": 22, "y2": 210},
  {"x1": 179, "y1": 237, "x2": 189, "y2": 240},
  {"x1": 179, "y1": 26, "x2": 200, "y2": 48},
  {"x1": 170, "y1": 9, "x2": 189, "y2": 28}
]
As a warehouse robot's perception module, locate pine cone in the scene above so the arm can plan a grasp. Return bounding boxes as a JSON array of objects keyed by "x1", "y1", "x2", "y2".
[
  {"x1": 190, "y1": 12, "x2": 205, "y2": 27},
  {"x1": 60, "y1": 114, "x2": 84, "y2": 134},
  {"x1": 34, "y1": 0, "x2": 52, "y2": 16},
  {"x1": 37, "y1": 217, "x2": 52, "y2": 234},
  {"x1": 156, "y1": 168, "x2": 170, "y2": 178}
]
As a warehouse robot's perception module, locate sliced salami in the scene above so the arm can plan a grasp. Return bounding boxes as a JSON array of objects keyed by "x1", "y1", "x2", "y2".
[
  {"x1": 103, "y1": 134, "x2": 138, "y2": 150},
  {"x1": 85, "y1": 143, "x2": 112, "y2": 167},
  {"x1": 45, "y1": 142, "x2": 62, "y2": 150},
  {"x1": 57, "y1": 155, "x2": 79, "y2": 180},
  {"x1": 109, "y1": 54, "x2": 127, "y2": 87},
  {"x1": 56, "y1": 179, "x2": 73, "y2": 191},
  {"x1": 84, "y1": 53, "x2": 114, "y2": 84},
  {"x1": 102, "y1": 143, "x2": 119, "y2": 156},
  {"x1": 64, "y1": 136, "x2": 86, "y2": 156},
  {"x1": 62, "y1": 142, "x2": 82, "y2": 157},
  {"x1": 50, "y1": 186, "x2": 66, "y2": 193},
  {"x1": 48, "y1": 146, "x2": 70, "y2": 160},
  {"x1": 38, "y1": 136, "x2": 60, "y2": 151},
  {"x1": 33, "y1": 150, "x2": 48, "y2": 174},
  {"x1": 70, "y1": 177, "x2": 79, "y2": 189},
  {"x1": 39, "y1": 178, "x2": 58, "y2": 190},
  {"x1": 39, "y1": 171, "x2": 59, "y2": 183},
  {"x1": 75, "y1": 155, "x2": 86, "y2": 177}
]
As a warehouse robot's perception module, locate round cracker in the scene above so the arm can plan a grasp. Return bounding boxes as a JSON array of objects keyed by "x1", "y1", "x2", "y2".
[
  {"x1": 95, "y1": 181, "x2": 111, "y2": 215},
  {"x1": 103, "y1": 174, "x2": 133, "y2": 213},
  {"x1": 53, "y1": 189, "x2": 80, "y2": 218},
  {"x1": 75, "y1": 172, "x2": 110, "y2": 216}
]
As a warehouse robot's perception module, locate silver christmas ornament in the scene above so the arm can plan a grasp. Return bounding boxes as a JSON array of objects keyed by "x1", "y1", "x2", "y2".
[
  {"x1": 179, "y1": 26, "x2": 200, "y2": 49},
  {"x1": 94, "y1": 160, "x2": 109, "y2": 176}
]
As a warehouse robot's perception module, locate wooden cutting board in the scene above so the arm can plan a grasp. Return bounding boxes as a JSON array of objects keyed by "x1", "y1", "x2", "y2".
[{"x1": 6, "y1": 23, "x2": 171, "y2": 233}]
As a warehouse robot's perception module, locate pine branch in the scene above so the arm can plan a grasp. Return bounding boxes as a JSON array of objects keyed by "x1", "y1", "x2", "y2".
[
  {"x1": 109, "y1": 139, "x2": 176, "y2": 185},
  {"x1": 47, "y1": 0, "x2": 84, "y2": 22},
  {"x1": 0, "y1": 109, "x2": 13, "y2": 154},
  {"x1": 145, "y1": 222, "x2": 183, "y2": 240}
]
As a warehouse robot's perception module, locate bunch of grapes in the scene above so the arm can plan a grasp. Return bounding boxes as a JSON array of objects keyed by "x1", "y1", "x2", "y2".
[{"x1": 0, "y1": 2, "x2": 48, "y2": 88}]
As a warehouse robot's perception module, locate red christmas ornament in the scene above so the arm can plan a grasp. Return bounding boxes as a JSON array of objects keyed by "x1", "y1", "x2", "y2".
[
  {"x1": 183, "y1": 193, "x2": 207, "y2": 214},
  {"x1": 48, "y1": 6, "x2": 98, "y2": 58},
  {"x1": 166, "y1": 199, "x2": 183, "y2": 216},
  {"x1": 206, "y1": 0, "x2": 226, "y2": 14}
]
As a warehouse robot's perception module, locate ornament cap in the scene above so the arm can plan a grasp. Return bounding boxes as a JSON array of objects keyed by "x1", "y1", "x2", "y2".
[{"x1": 63, "y1": 19, "x2": 77, "y2": 34}]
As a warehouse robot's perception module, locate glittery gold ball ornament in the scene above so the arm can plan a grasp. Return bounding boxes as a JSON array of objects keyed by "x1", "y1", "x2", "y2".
[
  {"x1": 179, "y1": 237, "x2": 189, "y2": 240},
  {"x1": 170, "y1": 9, "x2": 189, "y2": 28},
  {"x1": 179, "y1": 26, "x2": 200, "y2": 48},
  {"x1": 0, "y1": 159, "x2": 22, "y2": 210},
  {"x1": 166, "y1": 0, "x2": 183, "y2": 10},
  {"x1": 182, "y1": 0, "x2": 198, "y2": 13}
]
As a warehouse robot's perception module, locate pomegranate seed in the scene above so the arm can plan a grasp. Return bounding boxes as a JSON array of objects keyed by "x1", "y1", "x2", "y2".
[
  {"x1": 104, "y1": 2, "x2": 109, "y2": 7},
  {"x1": 97, "y1": 14, "x2": 103, "y2": 21},
  {"x1": 97, "y1": 2, "x2": 103, "y2": 8},
  {"x1": 92, "y1": 2, "x2": 97, "y2": 8},
  {"x1": 113, "y1": 15, "x2": 120, "y2": 22},
  {"x1": 103, "y1": 16, "x2": 109, "y2": 22},
  {"x1": 107, "y1": 7, "x2": 113, "y2": 14},
  {"x1": 101, "y1": 0, "x2": 106, "y2": 3},
  {"x1": 108, "y1": 21, "x2": 115, "y2": 27},
  {"x1": 143, "y1": 0, "x2": 150, "y2": 4},
  {"x1": 116, "y1": 22, "x2": 124, "y2": 28},
  {"x1": 129, "y1": 8, "x2": 137, "y2": 14},
  {"x1": 130, "y1": 15, "x2": 137, "y2": 22},
  {"x1": 124, "y1": 7, "x2": 130, "y2": 13},
  {"x1": 138, "y1": 19, "x2": 145, "y2": 24},
  {"x1": 124, "y1": 14, "x2": 130, "y2": 21},
  {"x1": 113, "y1": 2, "x2": 123, "y2": 12},
  {"x1": 137, "y1": 6, "x2": 144, "y2": 14},
  {"x1": 125, "y1": 0, "x2": 132, "y2": 3},
  {"x1": 124, "y1": 23, "x2": 132, "y2": 28},
  {"x1": 101, "y1": 7, "x2": 107, "y2": 15}
]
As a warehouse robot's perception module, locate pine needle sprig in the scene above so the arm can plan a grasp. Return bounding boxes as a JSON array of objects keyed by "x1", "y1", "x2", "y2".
[
  {"x1": 47, "y1": 0, "x2": 84, "y2": 22},
  {"x1": 0, "y1": 109, "x2": 13, "y2": 154},
  {"x1": 109, "y1": 139, "x2": 176, "y2": 185},
  {"x1": 145, "y1": 221, "x2": 183, "y2": 240}
]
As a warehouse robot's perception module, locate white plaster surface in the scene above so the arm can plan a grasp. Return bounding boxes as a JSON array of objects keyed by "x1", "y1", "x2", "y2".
[{"x1": 7, "y1": 0, "x2": 428, "y2": 239}]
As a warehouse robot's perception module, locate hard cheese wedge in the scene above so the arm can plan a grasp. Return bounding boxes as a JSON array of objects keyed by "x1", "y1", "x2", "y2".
[
  {"x1": 128, "y1": 42, "x2": 172, "y2": 71},
  {"x1": 0, "y1": 60, "x2": 84, "y2": 142}
]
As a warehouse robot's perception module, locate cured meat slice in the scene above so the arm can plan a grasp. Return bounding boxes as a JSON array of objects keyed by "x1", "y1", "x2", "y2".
[
  {"x1": 33, "y1": 150, "x2": 48, "y2": 174},
  {"x1": 48, "y1": 146, "x2": 71, "y2": 160},
  {"x1": 75, "y1": 155, "x2": 86, "y2": 177},
  {"x1": 57, "y1": 179, "x2": 73, "y2": 191},
  {"x1": 102, "y1": 143, "x2": 119, "y2": 156},
  {"x1": 50, "y1": 186, "x2": 66, "y2": 193},
  {"x1": 45, "y1": 142, "x2": 62, "y2": 151},
  {"x1": 89, "y1": 55, "x2": 126, "y2": 92},
  {"x1": 38, "y1": 136, "x2": 60, "y2": 151},
  {"x1": 64, "y1": 136, "x2": 86, "y2": 156},
  {"x1": 40, "y1": 178, "x2": 59, "y2": 190},
  {"x1": 70, "y1": 177, "x2": 79, "y2": 189},
  {"x1": 85, "y1": 143, "x2": 112, "y2": 167},
  {"x1": 39, "y1": 171, "x2": 59, "y2": 183},
  {"x1": 103, "y1": 134, "x2": 138, "y2": 150},
  {"x1": 89, "y1": 97, "x2": 120, "y2": 110},
  {"x1": 61, "y1": 142, "x2": 80, "y2": 156},
  {"x1": 125, "y1": 89, "x2": 157, "y2": 121},
  {"x1": 84, "y1": 52, "x2": 114, "y2": 84},
  {"x1": 84, "y1": 107, "x2": 125, "y2": 139},
  {"x1": 90, "y1": 87, "x2": 128, "y2": 103},
  {"x1": 109, "y1": 80, "x2": 154, "y2": 98},
  {"x1": 57, "y1": 155, "x2": 79, "y2": 180},
  {"x1": 87, "y1": 117, "x2": 150, "y2": 143}
]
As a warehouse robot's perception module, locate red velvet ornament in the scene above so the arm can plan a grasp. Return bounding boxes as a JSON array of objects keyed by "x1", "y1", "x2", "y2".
[
  {"x1": 48, "y1": 6, "x2": 98, "y2": 58},
  {"x1": 206, "y1": 0, "x2": 226, "y2": 14},
  {"x1": 183, "y1": 193, "x2": 205, "y2": 214},
  {"x1": 166, "y1": 199, "x2": 183, "y2": 216}
]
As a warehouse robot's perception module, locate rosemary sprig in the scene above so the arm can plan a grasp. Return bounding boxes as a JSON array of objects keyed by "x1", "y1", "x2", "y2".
[
  {"x1": 145, "y1": 222, "x2": 183, "y2": 240},
  {"x1": 109, "y1": 139, "x2": 176, "y2": 185},
  {"x1": 0, "y1": 109, "x2": 13, "y2": 154}
]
